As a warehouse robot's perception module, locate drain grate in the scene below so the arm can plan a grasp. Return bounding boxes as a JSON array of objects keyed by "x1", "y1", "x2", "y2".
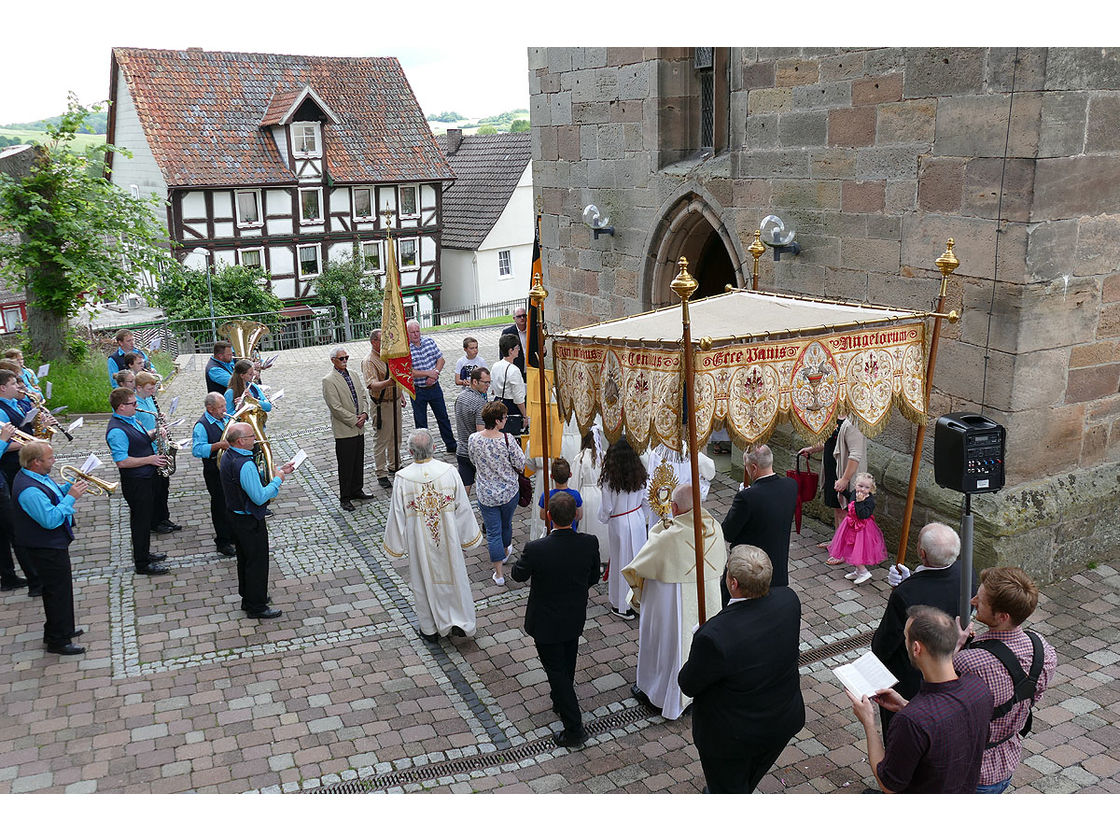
[
  {"x1": 305, "y1": 633, "x2": 876, "y2": 794},
  {"x1": 307, "y1": 705, "x2": 653, "y2": 794}
]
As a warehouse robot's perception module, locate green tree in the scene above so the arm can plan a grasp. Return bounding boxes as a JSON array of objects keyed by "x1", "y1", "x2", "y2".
[
  {"x1": 153, "y1": 263, "x2": 285, "y2": 324},
  {"x1": 476, "y1": 125, "x2": 498, "y2": 136},
  {"x1": 0, "y1": 95, "x2": 170, "y2": 361},
  {"x1": 308, "y1": 249, "x2": 383, "y2": 326},
  {"x1": 510, "y1": 119, "x2": 531, "y2": 133}
]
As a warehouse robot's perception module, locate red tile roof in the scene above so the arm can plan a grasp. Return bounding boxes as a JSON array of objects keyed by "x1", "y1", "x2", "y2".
[{"x1": 112, "y1": 48, "x2": 455, "y2": 188}]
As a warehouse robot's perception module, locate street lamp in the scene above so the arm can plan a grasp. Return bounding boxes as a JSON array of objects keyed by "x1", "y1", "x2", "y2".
[{"x1": 189, "y1": 246, "x2": 217, "y2": 344}]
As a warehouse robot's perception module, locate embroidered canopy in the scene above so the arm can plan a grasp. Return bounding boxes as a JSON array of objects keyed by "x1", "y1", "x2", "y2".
[{"x1": 551, "y1": 288, "x2": 930, "y2": 453}]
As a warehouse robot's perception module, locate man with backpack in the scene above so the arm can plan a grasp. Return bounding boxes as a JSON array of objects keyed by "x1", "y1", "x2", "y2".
[{"x1": 953, "y1": 566, "x2": 1058, "y2": 793}]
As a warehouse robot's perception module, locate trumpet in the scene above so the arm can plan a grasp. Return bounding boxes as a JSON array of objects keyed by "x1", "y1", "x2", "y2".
[
  {"x1": 58, "y1": 464, "x2": 119, "y2": 495},
  {"x1": 7, "y1": 427, "x2": 42, "y2": 445}
]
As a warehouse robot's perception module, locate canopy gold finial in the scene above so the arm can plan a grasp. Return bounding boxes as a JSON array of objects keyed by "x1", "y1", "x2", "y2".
[
  {"x1": 529, "y1": 270, "x2": 548, "y2": 305},
  {"x1": 936, "y1": 239, "x2": 959, "y2": 278},
  {"x1": 671, "y1": 256, "x2": 697, "y2": 303}
]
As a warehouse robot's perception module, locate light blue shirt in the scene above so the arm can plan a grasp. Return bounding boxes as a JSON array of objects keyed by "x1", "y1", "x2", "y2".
[
  {"x1": 107, "y1": 348, "x2": 149, "y2": 388},
  {"x1": 107, "y1": 413, "x2": 156, "y2": 462},
  {"x1": 225, "y1": 383, "x2": 271, "y2": 416},
  {"x1": 230, "y1": 446, "x2": 282, "y2": 509},
  {"x1": 135, "y1": 394, "x2": 158, "y2": 432},
  {"x1": 16, "y1": 468, "x2": 75, "y2": 530},
  {"x1": 192, "y1": 412, "x2": 227, "y2": 459},
  {"x1": 0, "y1": 396, "x2": 27, "y2": 423},
  {"x1": 20, "y1": 369, "x2": 42, "y2": 398},
  {"x1": 208, "y1": 358, "x2": 234, "y2": 389}
]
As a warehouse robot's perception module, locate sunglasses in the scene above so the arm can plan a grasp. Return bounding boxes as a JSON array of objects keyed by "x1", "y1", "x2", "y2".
[{"x1": 336, "y1": 356, "x2": 350, "y2": 362}]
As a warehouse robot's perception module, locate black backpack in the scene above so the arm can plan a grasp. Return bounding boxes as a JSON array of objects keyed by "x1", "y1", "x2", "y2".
[{"x1": 967, "y1": 630, "x2": 1044, "y2": 748}]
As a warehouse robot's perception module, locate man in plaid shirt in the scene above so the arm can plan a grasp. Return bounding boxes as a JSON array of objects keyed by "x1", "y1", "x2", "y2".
[
  {"x1": 953, "y1": 566, "x2": 1057, "y2": 793},
  {"x1": 406, "y1": 320, "x2": 457, "y2": 454}
]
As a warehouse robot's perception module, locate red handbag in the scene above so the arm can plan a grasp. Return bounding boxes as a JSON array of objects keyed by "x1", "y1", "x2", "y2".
[{"x1": 787, "y1": 453, "x2": 819, "y2": 534}]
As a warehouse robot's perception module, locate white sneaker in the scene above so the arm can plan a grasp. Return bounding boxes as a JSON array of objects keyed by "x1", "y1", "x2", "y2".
[
  {"x1": 505, "y1": 544, "x2": 513, "y2": 559},
  {"x1": 852, "y1": 569, "x2": 872, "y2": 585},
  {"x1": 844, "y1": 570, "x2": 860, "y2": 580},
  {"x1": 492, "y1": 571, "x2": 505, "y2": 586}
]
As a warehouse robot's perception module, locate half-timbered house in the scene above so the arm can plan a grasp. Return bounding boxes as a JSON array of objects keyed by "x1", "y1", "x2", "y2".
[{"x1": 106, "y1": 47, "x2": 455, "y2": 311}]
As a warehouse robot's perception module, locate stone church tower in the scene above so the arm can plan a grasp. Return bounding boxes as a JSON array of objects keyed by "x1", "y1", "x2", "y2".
[{"x1": 528, "y1": 47, "x2": 1120, "y2": 581}]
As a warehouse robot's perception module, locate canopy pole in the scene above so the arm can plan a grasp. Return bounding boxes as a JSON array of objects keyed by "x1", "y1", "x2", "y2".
[
  {"x1": 530, "y1": 270, "x2": 551, "y2": 529},
  {"x1": 748, "y1": 230, "x2": 765, "y2": 291},
  {"x1": 896, "y1": 239, "x2": 960, "y2": 570},
  {"x1": 672, "y1": 257, "x2": 707, "y2": 626}
]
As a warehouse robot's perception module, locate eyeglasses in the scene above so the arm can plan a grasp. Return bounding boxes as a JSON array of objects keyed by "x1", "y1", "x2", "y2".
[
  {"x1": 122, "y1": 400, "x2": 137, "y2": 406},
  {"x1": 479, "y1": 378, "x2": 491, "y2": 384},
  {"x1": 515, "y1": 314, "x2": 527, "y2": 319},
  {"x1": 336, "y1": 356, "x2": 349, "y2": 362}
]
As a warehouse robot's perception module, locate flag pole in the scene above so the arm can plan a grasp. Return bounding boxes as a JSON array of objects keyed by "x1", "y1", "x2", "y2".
[
  {"x1": 671, "y1": 257, "x2": 707, "y2": 626},
  {"x1": 529, "y1": 212, "x2": 551, "y2": 528}
]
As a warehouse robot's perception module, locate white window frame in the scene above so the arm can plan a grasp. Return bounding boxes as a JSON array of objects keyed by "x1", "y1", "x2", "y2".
[
  {"x1": 292, "y1": 122, "x2": 321, "y2": 158},
  {"x1": 352, "y1": 187, "x2": 374, "y2": 221},
  {"x1": 398, "y1": 237, "x2": 419, "y2": 269},
  {"x1": 299, "y1": 187, "x2": 323, "y2": 224},
  {"x1": 361, "y1": 240, "x2": 384, "y2": 275},
  {"x1": 238, "y1": 247, "x2": 264, "y2": 269},
  {"x1": 297, "y1": 244, "x2": 321, "y2": 278},
  {"x1": 497, "y1": 249, "x2": 513, "y2": 278},
  {"x1": 235, "y1": 189, "x2": 263, "y2": 228},
  {"x1": 398, "y1": 185, "x2": 419, "y2": 219}
]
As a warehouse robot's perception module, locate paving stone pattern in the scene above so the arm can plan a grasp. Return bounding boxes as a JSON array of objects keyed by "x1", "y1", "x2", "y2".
[{"x1": 1, "y1": 324, "x2": 1116, "y2": 794}]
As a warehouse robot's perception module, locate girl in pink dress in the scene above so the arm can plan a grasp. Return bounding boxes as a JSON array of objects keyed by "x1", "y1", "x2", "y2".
[{"x1": 827, "y1": 472, "x2": 887, "y2": 585}]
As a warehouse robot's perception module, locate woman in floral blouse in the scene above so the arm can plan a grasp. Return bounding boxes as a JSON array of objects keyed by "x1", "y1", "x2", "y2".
[{"x1": 468, "y1": 400, "x2": 525, "y2": 586}]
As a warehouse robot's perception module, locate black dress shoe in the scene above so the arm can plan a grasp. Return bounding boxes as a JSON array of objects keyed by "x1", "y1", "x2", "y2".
[
  {"x1": 264, "y1": 508, "x2": 275, "y2": 517},
  {"x1": 340, "y1": 499, "x2": 356, "y2": 511},
  {"x1": 47, "y1": 643, "x2": 85, "y2": 656},
  {"x1": 1, "y1": 575, "x2": 28, "y2": 591},
  {"x1": 135, "y1": 564, "x2": 170, "y2": 576},
  {"x1": 217, "y1": 543, "x2": 237, "y2": 557},
  {"x1": 352, "y1": 490, "x2": 375, "y2": 499},
  {"x1": 152, "y1": 523, "x2": 175, "y2": 534},
  {"x1": 450, "y1": 625, "x2": 466, "y2": 637},
  {"x1": 377, "y1": 477, "x2": 392, "y2": 489},
  {"x1": 417, "y1": 629, "x2": 439, "y2": 642},
  {"x1": 71, "y1": 628, "x2": 85, "y2": 639},
  {"x1": 27, "y1": 585, "x2": 43, "y2": 597},
  {"x1": 146, "y1": 552, "x2": 168, "y2": 562},
  {"x1": 631, "y1": 684, "x2": 662, "y2": 714},
  {"x1": 552, "y1": 729, "x2": 588, "y2": 749},
  {"x1": 246, "y1": 608, "x2": 282, "y2": 619},
  {"x1": 160, "y1": 520, "x2": 183, "y2": 531}
]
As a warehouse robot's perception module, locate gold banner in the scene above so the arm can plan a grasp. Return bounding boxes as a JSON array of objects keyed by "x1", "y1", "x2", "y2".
[{"x1": 553, "y1": 322, "x2": 927, "y2": 450}]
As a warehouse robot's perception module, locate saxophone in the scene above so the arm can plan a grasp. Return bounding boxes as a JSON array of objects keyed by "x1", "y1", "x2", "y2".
[{"x1": 137, "y1": 400, "x2": 178, "y2": 478}]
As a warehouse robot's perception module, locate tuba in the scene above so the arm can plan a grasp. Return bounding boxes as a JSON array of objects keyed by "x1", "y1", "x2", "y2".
[
  {"x1": 219, "y1": 320, "x2": 271, "y2": 380},
  {"x1": 217, "y1": 395, "x2": 274, "y2": 485}
]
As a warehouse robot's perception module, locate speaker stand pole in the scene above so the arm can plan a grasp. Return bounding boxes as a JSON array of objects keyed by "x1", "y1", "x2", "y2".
[{"x1": 958, "y1": 492, "x2": 974, "y2": 630}]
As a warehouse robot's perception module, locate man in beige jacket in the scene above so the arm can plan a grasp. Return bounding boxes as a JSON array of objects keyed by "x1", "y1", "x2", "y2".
[{"x1": 322, "y1": 347, "x2": 371, "y2": 511}]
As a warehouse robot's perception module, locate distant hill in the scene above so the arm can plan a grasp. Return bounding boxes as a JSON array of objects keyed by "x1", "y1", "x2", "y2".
[
  {"x1": 428, "y1": 108, "x2": 529, "y2": 135},
  {"x1": 1, "y1": 111, "x2": 107, "y2": 135}
]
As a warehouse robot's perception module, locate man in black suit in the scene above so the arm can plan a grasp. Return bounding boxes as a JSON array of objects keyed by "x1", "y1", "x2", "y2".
[
  {"x1": 511, "y1": 492, "x2": 600, "y2": 749},
  {"x1": 678, "y1": 544, "x2": 804, "y2": 793},
  {"x1": 871, "y1": 521, "x2": 977, "y2": 731},
  {"x1": 721, "y1": 445, "x2": 797, "y2": 598},
  {"x1": 500, "y1": 306, "x2": 543, "y2": 379}
]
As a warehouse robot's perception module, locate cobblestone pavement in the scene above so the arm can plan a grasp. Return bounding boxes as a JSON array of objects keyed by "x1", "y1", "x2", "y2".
[{"x1": 1, "y1": 324, "x2": 1117, "y2": 795}]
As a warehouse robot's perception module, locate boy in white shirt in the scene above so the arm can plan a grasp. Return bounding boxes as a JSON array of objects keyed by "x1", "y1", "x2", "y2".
[{"x1": 454, "y1": 337, "x2": 488, "y2": 389}]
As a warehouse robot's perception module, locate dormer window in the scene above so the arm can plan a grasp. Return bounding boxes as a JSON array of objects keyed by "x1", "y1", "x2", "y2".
[{"x1": 292, "y1": 122, "x2": 321, "y2": 158}]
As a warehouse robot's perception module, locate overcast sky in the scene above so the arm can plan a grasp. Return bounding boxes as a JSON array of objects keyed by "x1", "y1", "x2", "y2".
[{"x1": 0, "y1": 2, "x2": 1074, "y2": 127}]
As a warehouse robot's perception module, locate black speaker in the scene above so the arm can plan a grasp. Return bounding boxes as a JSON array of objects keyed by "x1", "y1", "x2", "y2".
[{"x1": 934, "y1": 413, "x2": 1006, "y2": 494}]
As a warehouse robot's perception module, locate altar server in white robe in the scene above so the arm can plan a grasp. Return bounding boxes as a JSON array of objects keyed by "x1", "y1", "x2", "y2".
[
  {"x1": 384, "y1": 429, "x2": 483, "y2": 641},
  {"x1": 641, "y1": 440, "x2": 715, "y2": 529},
  {"x1": 571, "y1": 425, "x2": 609, "y2": 562},
  {"x1": 598, "y1": 437, "x2": 649, "y2": 620},
  {"x1": 622, "y1": 484, "x2": 725, "y2": 719}
]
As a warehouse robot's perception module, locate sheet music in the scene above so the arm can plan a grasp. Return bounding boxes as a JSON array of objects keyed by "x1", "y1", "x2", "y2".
[
  {"x1": 52, "y1": 405, "x2": 68, "y2": 415},
  {"x1": 22, "y1": 407, "x2": 39, "y2": 425},
  {"x1": 44, "y1": 381, "x2": 52, "y2": 399},
  {"x1": 290, "y1": 449, "x2": 308, "y2": 471},
  {"x1": 262, "y1": 354, "x2": 279, "y2": 368},
  {"x1": 175, "y1": 437, "x2": 192, "y2": 449},
  {"x1": 80, "y1": 453, "x2": 100, "y2": 473},
  {"x1": 167, "y1": 418, "x2": 184, "y2": 428},
  {"x1": 66, "y1": 417, "x2": 84, "y2": 434},
  {"x1": 37, "y1": 363, "x2": 50, "y2": 377},
  {"x1": 169, "y1": 396, "x2": 180, "y2": 416},
  {"x1": 150, "y1": 337, "x2": 162, "y2": 351},
  {"x1": 271, "y1": 388, "x2": 285, "y2": 401},
  {"x1": 833, "y1": 651, "x2": 898, "y2": 700}
]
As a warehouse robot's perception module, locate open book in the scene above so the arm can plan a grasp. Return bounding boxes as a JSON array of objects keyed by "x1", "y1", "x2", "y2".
[{"x1": 833, "y1": 650, "x2": 898, "y2": 700}]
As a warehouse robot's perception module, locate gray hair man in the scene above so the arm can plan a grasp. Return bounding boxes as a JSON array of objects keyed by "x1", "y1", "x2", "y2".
[
  {"x1": 192, "y1": 391, "x2": 236, "y2": 556},
  {"x1": 405, "y1": 320, "x2": 457, "y2": 455},
  {"x1": 323, "y1": 346, "x2": 371, "y2": 511}
]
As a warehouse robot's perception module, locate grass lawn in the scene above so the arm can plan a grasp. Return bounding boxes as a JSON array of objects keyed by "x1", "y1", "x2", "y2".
[
  {"x1": 1, "y1": 130, "x2": 106, "y2": 152},
  {"x1": 43, "y1": 351, "x2": 175, "y2": 416},
  {"x1": 428, "y1": 315, "x2": 510, "y2": 331}
]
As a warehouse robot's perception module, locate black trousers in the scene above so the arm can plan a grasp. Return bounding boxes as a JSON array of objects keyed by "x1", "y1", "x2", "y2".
[
  {"x1": 202, "y1": 462, "x2": 233, "y2": 545},
  {"x1": 698, "y1": 737, "x2": 790, "y2": 794},
  {"x1": 335, "y1": 435, "x2": 365, "y2": 500},
  {"x1": 25, "y1": 547, "x2": 75, "y2": 646},
  {"x1": 0, "y1": 478, "x2": 38, "y2": 586},
  {"x1": 119, "y1": 472, "x2": 155, "y2": 566},
  {"x1": 228, "y1": 512, "x2": 270, "y2": 613},
  {"x1": 153, "y1": 474, "x2": 170, "y2": 525},
  {"x1": 535, "y1": 638, "x2": 582, "y2": 735}
]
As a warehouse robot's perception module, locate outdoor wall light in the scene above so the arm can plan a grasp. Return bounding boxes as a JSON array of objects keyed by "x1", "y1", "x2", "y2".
[
  {"x1": 759, "y1": 214, "x2": 801, "y2": 260},
  {"x1": 583, "y1": 204, "x2": 615, "y2": 239}
]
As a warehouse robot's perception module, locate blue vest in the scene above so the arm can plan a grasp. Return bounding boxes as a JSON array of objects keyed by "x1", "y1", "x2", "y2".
[
  {"x1": 197, "y1": 412, "x2": 226, "y2": 475},
  {"x1": 11, "y1": 471, "x2": 73, "y2": 549},
  {"x1": 205, "y1": 357, "x2": 230, "y2": 394},
  {"x1": 107, "y1": 415, "x2": 156, "y2": 478},
  {"x1": 219, "y1": 448, "x2": 268, "y2": 520},
  {"x1": 0, "y1": 400, "x2": 30, "y2": 482}
]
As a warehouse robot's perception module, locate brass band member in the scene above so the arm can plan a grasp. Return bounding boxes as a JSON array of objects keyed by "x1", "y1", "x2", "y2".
[
  {"x1": 135, "y1": 372, "x2": 181, "y2": 535},
  {"x1": 3, "y1": 348, "x2": 43, "y2": 399},
  {"x1": 362, "y1": 330, "x2": 404, "y2": 489},
  {"x1": 12, "y1": 441, "x2": 89, "y2": 655},
  {"x1": 192, "y1": 393, "x2": 236, "y2": 557},
  {"x1": 0, "y1": 371, "x2": 39, "y2": 593},
  {"x1": 225, "y1": 359, "x2": 272, "y2": 417},
  {"x1": 205, "y1": 340, "x2": 236, "y2": 394},
  {"x1": 219, "y1": 422, "x2": 294, "y2": 619},
  {"x1": 107, "y1": 328, "x2": 151, "y2": 389},
  {"x1": 106, "y1": 387, "x2": 170, "y2": 576}
]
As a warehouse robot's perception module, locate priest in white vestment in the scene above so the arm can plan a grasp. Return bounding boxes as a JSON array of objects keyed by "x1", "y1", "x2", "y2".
[
  {"x1": 622, "y1": 484, "x2": 725, "y2": 720},
  {"x1": 383, "y1": 430, "x2": 483, "y2": 641}
]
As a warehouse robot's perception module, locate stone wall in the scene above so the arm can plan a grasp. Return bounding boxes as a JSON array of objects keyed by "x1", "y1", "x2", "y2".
[{"x1": 529, "y1": 47, "x2": 1120, "y2": 581}]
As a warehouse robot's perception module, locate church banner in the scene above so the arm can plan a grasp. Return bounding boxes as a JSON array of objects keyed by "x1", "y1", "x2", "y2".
[{"x1": 553, "y1": 321, "x2": 927, "y2": 452}]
